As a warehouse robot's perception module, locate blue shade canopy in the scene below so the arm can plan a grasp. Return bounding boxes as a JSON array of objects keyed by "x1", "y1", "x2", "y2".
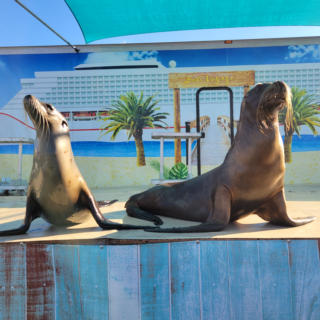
[{"x1": 65, "y1": 0, "x2": 320, "y2": 43}]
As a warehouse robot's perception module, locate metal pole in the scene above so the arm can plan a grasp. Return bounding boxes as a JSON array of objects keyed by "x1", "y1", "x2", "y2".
[
  {"x1": 14, "y1": 0, "x2": 80, "y2": 53},
  {"x1": 187, "y1": 137, "x2": 193, "y2": 179},
  {"x1": 185, "y1": 121, "x2": 190, "y2": 165},
  {"x1": 18, "y1": 142, "x2": 23, "y2": 181},
  {"x1": 159, "y1": 137, "x2": 164, "y2": 180},
  {"x1": 195, "y1": 87, "x2": 234, "y2": 176}
]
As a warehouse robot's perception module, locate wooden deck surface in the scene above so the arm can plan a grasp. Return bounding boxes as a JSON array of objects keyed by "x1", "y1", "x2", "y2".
[{"x1": 0, "y1": 185, "x2": 320, "y2": 243}]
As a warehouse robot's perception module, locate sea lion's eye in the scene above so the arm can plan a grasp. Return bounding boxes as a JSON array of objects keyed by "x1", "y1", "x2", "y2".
[
  {"x1": 62, "y1": 121, "x2": 68, "y2": 128},
  {"x1": 46, "y1": 104, "x2": 53, "y2": 111}
]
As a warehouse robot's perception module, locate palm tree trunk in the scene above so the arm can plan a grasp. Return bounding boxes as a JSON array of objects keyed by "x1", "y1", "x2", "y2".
[
  {"x1": 133, "y1": 129, "x2": 146, "y2": 167},
  {"x1": 284, "y1": 130, "x2": 293, "y2": 163}
]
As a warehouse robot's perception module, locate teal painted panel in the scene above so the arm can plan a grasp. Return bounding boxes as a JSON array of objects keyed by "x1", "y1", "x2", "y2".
[
  {"x1": 228, "y1": 241, "x2": 262, "y2": 319},
  {"x1": 288, "y1": 240, "x2": 320, "y2": 320},
  {"x1": 53, "y1": 245, "x2": 82, "y2": 319},
  {"x1": 140, "y1": 243, "x2": 170, "y2": 320},
  {"x1": 78, "y1": 245, "x2": 108, "y2": 320},
  {"x1": 259, "y1": 241, "x2": 293, "y2": 320},
  {"x1": 170, "y1": 241, "x2": 200, "y2": 320},
  {"x1": 26, "y1": 244, "x2": 55, "y2": 319},
  {"x1": 108, "y1": 245, "x2": 140, "y2": 320},
  {"x1": 66, "y1": 0, "x2": 320, "y2": 43},
  {"x1": 200, "y1": 241, "x2": 230, "y2": 319},
  {"x1": 0, "y1": 244, "x2": 26, "y2": 320}
]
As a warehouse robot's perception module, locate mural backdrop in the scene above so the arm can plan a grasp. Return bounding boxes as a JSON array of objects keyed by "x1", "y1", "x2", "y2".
[{"x1": 0, "y1": 44, "x2": 320, "y2": 188}]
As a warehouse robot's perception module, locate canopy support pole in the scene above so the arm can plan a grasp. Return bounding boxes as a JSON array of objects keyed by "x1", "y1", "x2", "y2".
[{"x1": 14, "y1": 0, "x2": 80, "y2": 53}]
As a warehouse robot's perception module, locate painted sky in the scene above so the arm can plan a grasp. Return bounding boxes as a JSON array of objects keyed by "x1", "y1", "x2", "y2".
[{"x1": 1, "y1": 44, "x2": 319, "y2": 108}]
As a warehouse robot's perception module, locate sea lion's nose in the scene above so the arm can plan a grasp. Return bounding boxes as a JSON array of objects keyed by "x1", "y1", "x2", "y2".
[{"x1": 23, "y1": 95, "x2": 36, "y2": 106}]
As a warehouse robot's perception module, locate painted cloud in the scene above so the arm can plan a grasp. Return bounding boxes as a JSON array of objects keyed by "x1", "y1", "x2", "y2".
[{"x1": 285, "y1": 45, "x2": 320, "y2": 63}]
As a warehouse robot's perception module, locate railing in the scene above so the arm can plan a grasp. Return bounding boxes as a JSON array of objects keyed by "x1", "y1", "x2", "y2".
[
  {"x1": 185, "y1": 116, "x2": 210, "y2": 164},
  {"x1": 217, "y1": 116, "x2": 238, "y2": 140}
]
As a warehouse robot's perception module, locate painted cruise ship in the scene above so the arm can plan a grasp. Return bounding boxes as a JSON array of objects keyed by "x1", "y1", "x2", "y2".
[{"x1": 1, "y1": 60, "x2": 319, "y2": 142}]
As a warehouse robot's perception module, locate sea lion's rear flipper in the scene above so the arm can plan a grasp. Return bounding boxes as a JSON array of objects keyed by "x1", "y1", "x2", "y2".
[
  {"x1": 97, "y1": 200, "x2": 118, "y2": 207},
  {"x1": 125, "y1": 201, "x2": 163, "y2": 225},
  {"x1": 145, "y1": 186, "x2": 231, "y2": 233},
  {"x1": 256, "y1": 189, "x2": 316, "y2": 227},
  {"x1": 83, "y1": 191, "x2": 158, "y2": 230},
  {"x1": 0, "y1": 198, "x2": 38, "y2": 236}
]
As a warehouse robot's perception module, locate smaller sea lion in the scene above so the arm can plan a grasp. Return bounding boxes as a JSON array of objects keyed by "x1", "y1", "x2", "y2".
[
  {"x1": 0, "y1": 95, "x2": 156, "y2": 236},
  {"x1": 125, "y1": 81, "x2": 316, "y2": 233}
]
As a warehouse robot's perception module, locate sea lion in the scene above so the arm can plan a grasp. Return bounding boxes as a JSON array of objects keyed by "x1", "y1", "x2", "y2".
[
  {"x1": 0, "y1": 95, "x2": 156, "y2": 236},
  {"x1": 125, "y1": 81, "x2": 316, "y2": 233}
]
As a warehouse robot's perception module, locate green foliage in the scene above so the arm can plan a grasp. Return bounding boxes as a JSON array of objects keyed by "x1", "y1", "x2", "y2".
[
  {"x1": 169, "y1": 162, "x2": 188, "y2": 180},
  {"x1": 279, "y1": 87, "x2": 320, "y2": 136},
  {"x1": 147, "y1": 159, "x2": 170, "y2": 179},
  {"x1": 98, "y1": 91, "x2": 170, "y2": 140}
]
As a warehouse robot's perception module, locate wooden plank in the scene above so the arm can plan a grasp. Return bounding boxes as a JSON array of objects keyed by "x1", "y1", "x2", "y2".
[
  {"x1": 200, "y1": 241, "x2": 230, "y2": 319},
  {"x1": 53, "y1": 245, "x2": 82, "y2": 319},
  {"x1": 169, "y1": 71, "x2": 255, "y2": 89},
  {"x1": 108, "y1": 245, "x2": 140, "y2": 320},
  {"x1": 228, "y1": 241, "x2": 262, "y2": 319},
  {"x1": 0, "y1": 244, "x2": 26, "y2": 320},
  {"x1": 288, "y1": 240, "x2": 320, "y2": 320},
  {"x1": 140, "y1": 243, "x2": 170, "y2": 320},
  {"x1": 259, "y1": 241, "x2": 293, "y2": 319},
  {"x1": 170, "y1": 241, "x2": 200, "y2": 320},
  {"x1": 26, "y1": 244, "x2": 55, "y2": 320},
  {"x1": 78, "y1": 245, "x2": 109, "y2": 320}
]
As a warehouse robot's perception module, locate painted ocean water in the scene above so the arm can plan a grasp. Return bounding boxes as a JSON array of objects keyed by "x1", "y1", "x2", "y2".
[{"x1": 0, "y1": 135, "x2": 320, "y2": 157}]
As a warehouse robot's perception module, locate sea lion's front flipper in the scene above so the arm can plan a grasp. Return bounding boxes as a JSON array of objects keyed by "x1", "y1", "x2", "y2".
[
  {"x1": 97, "y1": 200, "x2": 118, "y2": 207},
  {"x1": 145, "y1": 186, "x2": 231, "y2": 233},
  {"x1": 0, "y1": 197, "x2": 38, "y2": 236},
  {"x1": 83, "y1": 190, "x2": 158, "y2": 230},
  {"x1": 256, "y1": 189, "x2": 316, "y2": 227}
]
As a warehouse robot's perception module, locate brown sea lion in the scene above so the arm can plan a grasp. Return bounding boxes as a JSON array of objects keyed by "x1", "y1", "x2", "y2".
[
  {"x1": 0, "y1": 95, "x2": 156, "y2": 236},
  {"x1": 125, "y1": 81, "x2": 316, "y2": 233}
]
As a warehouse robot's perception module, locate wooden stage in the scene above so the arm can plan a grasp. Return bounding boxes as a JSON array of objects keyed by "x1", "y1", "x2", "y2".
[
  {"x1": 0, "y1": 185, "x2": 319, "y2": 319},
  {"x1": 0, "y1": 185, "x2": 320, "y2": 243}
]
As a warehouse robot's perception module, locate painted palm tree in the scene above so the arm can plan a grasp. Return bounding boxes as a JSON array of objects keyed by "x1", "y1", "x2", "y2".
[
  {"x1": 279, "y1": 87, "x2": 320, "y2": 163},
  {"x1": 99, "y1": 91, "x2": 169, "y2": 167}
]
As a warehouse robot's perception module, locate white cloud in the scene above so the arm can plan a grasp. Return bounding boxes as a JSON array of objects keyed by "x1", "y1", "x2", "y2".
[
  {"x1": 0, "y1": 60, "x2": 6, "y2": 69},
  {"x1": 285, "y1": 45, "x2": 320, "y2": 62},
  {"x1": 84, "y1": 51, "x2": 158, "y2": 64}
]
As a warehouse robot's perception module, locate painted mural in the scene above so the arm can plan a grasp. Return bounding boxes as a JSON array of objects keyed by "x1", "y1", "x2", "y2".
[{"x1": 0, "y1": 44, "x2": 320, "y2": 188}]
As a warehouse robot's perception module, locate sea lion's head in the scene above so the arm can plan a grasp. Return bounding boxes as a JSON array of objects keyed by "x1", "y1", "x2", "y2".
[
  {"x1": 23, "y1": 95, "x2": 69, "y2": 137},
  {"x1": 244, "y1": 81, "x2": 293, "y2": 131}
]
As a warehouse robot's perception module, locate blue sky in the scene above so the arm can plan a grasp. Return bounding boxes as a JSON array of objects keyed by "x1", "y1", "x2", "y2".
[{"x1": 2, "y1": 0, "x2": 320, "y2": 47}]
